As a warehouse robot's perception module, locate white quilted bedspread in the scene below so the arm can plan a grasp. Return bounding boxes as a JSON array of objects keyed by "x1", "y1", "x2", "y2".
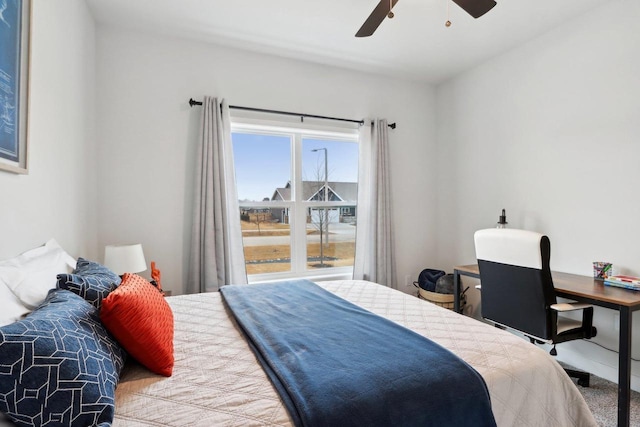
[{"x1": 114, "y1": 280, "x2": 596, "y2": 426}]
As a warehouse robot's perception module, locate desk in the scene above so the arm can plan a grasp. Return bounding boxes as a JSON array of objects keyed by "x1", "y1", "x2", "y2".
[{"x1": 453, "y1": 264, "x2": 640, "y2": 427}]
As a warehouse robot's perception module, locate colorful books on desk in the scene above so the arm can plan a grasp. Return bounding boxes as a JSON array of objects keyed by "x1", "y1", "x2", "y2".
[{"x1": 604, "y1": 275, "x2": 640, "y2": 291}]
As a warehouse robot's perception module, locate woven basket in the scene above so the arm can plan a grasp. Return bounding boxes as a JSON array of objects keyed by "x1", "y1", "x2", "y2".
[{"x1": 417, "y1": 288, "x2": 455, "y2": 310}]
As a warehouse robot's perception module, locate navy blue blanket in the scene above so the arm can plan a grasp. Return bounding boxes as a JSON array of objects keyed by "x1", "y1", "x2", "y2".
[{"x1": 220, "y1": 280, "x2": 496, "y2": 427}]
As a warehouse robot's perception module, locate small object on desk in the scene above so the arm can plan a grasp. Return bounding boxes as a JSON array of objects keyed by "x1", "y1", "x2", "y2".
[
  {"x1": 607, "y1": 275, "x2": 640, "y2": 285},
  {"x1": 592, "y1": 261, "x2": 612, "y2": 280},
  {"x1": 496, "y1": 208, "x2": 508, "y2": 228},
  {"x1": 604, "y1": 275, "x2": 640, "y2": 291}
]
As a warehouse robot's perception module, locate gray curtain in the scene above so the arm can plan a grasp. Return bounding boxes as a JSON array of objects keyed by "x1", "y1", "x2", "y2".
[
  {"x1": 353, "y1": 119, "x2": 396, "y2": 288},
  {"x1": 187, "y1": 97, "x2": 247, "y2": 293}
]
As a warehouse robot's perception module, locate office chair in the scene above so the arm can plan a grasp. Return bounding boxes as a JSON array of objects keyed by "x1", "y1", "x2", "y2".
[{"x1": 474, "y1": 228, "x2": 597, "y2": 387}]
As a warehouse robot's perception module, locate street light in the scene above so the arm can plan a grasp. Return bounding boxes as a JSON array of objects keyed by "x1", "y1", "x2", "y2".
[
  {"x1": 311, "y1": 148, "x2": 328, "y2": 205},
  {"x1": 311, "y1": 148, "x2": 329, "y2": 265}
]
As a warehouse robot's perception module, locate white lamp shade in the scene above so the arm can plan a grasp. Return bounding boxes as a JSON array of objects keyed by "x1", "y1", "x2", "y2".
[{"x1": 104, "y1": 244, "x2": 147, "y2": 275}]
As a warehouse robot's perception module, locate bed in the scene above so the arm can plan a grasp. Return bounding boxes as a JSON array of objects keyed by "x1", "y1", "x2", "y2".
[{"x1": 113, "y1": 280, "x2": 597, "y2": 427}]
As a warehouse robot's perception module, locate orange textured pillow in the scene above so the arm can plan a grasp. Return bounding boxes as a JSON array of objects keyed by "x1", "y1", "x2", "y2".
[{"x1": 100, "y1": 273, "x2": 174, "y2": 376}]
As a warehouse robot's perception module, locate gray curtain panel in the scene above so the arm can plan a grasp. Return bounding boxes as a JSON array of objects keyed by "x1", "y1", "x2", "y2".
[
  {"x1": 353, "y1": 119, "x2": 397, "y2": 288},
  {"x1": 187, "y1": 97, "x2": 247, "y2": 294}
]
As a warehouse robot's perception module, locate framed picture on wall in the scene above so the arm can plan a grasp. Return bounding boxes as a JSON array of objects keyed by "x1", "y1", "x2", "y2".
[{"x1": 0, "y1": 0, "x2": 31, "y2": 174}]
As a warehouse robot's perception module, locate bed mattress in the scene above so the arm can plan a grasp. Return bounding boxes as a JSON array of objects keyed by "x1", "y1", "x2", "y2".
[{"x1": 113, "y1": 280, "x2": 596, "y2": 426}]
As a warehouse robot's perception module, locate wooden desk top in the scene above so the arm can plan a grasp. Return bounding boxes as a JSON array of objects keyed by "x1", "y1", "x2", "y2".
[
  {"x1": 454, "y1": 264, "x2": 480, "y2": 276},
  {"x1": 455, "y1": 264, "x2": 640, "y2": 308}
]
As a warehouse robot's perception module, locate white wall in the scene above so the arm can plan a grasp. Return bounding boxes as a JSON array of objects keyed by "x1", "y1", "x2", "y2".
[
  {"x1": 0, "y1": 0, "x2": 97, "y2": 260},
  {"x1": 94, "y1": 27, "x2": 436, "y2": 295},
  {"x1": 436, "y1": 1, "x2": 640, "y2": 387}
]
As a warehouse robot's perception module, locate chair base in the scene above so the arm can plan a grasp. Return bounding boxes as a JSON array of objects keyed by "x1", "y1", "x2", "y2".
[
  {"x1": 496, "y1": 322, "x2": 592, "y2": 387},
  {"x1": 565, "y1": 368, "x2": 590, "y2": 387}
]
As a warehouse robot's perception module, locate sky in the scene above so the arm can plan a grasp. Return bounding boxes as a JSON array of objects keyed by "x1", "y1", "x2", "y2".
[{"x1": 232, "y1": 132, "x2": 359, "y2": 202}]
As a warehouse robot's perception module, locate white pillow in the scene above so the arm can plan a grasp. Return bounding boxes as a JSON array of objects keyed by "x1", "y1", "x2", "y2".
[
  {"x1": 0, "y1": 238, "x2": 77, "y2": 310},
  {"x1": 0, "y1": 282, "x2": 31, "y2": 327}
]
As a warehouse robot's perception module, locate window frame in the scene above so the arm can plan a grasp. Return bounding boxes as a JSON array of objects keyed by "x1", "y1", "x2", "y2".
[{"x1": 231, "y1": 117, "x2": 359, "y2": 283}]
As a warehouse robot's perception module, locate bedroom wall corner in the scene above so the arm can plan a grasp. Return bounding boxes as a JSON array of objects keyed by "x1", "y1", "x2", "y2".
[
  {"x1": 434, "y1": 1, "x2": 640, "y2": 389},
  {"x1": 0, "y1": 0, "x2": 98, "y2": 260}
]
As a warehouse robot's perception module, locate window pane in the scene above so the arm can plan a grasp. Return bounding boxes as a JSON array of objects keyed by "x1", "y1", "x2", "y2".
[
  {"x1": 306, "y1": 208, "x2": 356, "y2": 270},
  {"x1": 232, "y1": 125, "x2": 358, "y2": 279},
  {"x1": 232, "y1": 132, "x2": 292, "y2": 202},
  {"x1": 303, "y1": 138, "x2": 358, "y2": 271},
  {"x1": 302, "y1": 138, "x2": 358, "y2": 203},
  {"x1": 240, "y1": 206, "x2": 291, "y2": 274}
]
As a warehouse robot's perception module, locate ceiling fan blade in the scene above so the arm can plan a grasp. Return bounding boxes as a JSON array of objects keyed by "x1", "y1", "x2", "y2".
[
  {"x1": 355, "y1": 0, "x2": 399, "y2": 38},
  {"x1": 451, "y1": 0, "x2": 496, "y2": 18}
]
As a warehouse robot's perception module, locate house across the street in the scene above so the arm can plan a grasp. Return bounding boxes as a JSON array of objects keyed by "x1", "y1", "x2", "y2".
[{"x1": 269, "y1": 181, "x2": 357, "y2": 224}]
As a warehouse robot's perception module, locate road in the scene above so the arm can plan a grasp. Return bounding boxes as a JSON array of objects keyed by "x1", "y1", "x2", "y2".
[{"x1": 242, "y1": 223, "x2": 355, "y2": 247}]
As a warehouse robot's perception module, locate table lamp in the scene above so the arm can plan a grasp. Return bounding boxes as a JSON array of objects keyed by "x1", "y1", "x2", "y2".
[{"x1": 104, "y1": 243, "x2": 147, "y2": 276}]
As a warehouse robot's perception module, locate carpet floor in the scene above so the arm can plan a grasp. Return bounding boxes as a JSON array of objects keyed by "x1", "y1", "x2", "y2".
[{"x1": 571, "y1": 370, "x2": 640, "y2": 426}]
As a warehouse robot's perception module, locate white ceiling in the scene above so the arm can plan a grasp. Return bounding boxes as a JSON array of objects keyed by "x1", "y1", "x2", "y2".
[{"x1": 86, "y1": 0, "x2": 612, "y2": 84}]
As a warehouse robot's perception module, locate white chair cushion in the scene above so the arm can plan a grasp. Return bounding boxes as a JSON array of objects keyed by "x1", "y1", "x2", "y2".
[{"x1": 474, "y1": 228, "x2": 545, "y2": 270}]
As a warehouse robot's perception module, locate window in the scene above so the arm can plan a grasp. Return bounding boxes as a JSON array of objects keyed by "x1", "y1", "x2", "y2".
[{"x1": 231, "y1": 120, "x2": 359, "y2": 282}]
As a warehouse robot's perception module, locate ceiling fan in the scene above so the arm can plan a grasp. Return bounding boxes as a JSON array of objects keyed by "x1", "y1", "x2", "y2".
[{"x1": 355, "y1": 0, "x2": 497, "y2": 37}]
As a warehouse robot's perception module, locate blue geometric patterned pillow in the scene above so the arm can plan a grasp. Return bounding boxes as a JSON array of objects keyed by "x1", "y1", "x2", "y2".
[
  {"x1": 56, "y1": 257, "x2": 121, "y2": 309},
  {"x1": 0, "y1": 289, "x2": 126, "y2": 427}
]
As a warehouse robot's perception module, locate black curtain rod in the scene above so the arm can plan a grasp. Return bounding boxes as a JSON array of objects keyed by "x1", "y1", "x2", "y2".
[{"x1": 188, "y1": 98, "x2": 396, "y2": 129}]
